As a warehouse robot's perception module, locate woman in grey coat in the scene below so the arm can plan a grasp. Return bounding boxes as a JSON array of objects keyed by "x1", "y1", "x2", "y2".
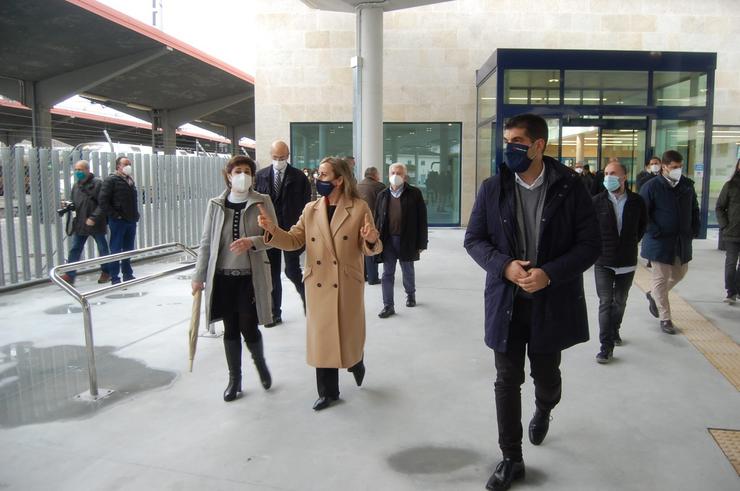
[{"x1": 192, "y1": 155, "x2": 278, "y2": 402}]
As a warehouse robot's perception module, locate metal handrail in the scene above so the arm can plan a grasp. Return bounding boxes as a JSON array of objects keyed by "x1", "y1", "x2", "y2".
[{"x1": 49, "y1": 242, "x2": 198, "y2": 400}]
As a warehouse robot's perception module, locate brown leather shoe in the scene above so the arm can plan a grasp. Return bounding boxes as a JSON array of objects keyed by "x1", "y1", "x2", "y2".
[{"x1": 97, "y1": 272, "x2": 111, "y2": 284}]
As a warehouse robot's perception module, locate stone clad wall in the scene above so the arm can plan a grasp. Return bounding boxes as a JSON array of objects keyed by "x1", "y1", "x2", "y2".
[{"x1": 255, "y1": 0, "x2": 740, "y2": 225}]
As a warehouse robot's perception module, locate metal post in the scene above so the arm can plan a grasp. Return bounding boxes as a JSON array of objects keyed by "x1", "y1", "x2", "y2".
[
  {"x1": 81, "y1": 298, "x2": 99, "y2": 398},
  {"x1": 356, "y1": 5, "x2": 384, "y2": 175}
]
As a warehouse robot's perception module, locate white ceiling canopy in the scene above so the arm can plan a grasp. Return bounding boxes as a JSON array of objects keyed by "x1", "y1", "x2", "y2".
[{"x1": 300, "y1": 0, "x2": 451, "y2": 12}]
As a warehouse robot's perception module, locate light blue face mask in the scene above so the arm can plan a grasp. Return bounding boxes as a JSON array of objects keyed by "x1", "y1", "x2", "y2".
[{"x1": 603, "y1": 175, "x2": 621, "y2": 192}]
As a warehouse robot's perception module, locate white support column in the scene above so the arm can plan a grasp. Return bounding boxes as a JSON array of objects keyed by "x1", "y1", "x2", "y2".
[{"x1": 355, "y1": 5, "x2": 383, "y2": 176}]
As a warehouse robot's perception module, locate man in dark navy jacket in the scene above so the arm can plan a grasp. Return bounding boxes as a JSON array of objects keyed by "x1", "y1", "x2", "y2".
[
  {"x1": 255, "y1": 140, "x2": 311, "y2": 326},
  {"x1": 640, "y1": 150, "x2": 700, "y2": 335},
  {"x1": 465, "y1": 114, "x2": 600, "y2": 491},
  {"x1": 592, "y1": 161, "x2": 647, "y2": 363}
]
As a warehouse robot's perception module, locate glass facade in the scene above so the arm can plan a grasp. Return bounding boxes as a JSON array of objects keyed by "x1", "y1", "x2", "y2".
[
  {"x1": 290, "y1": 122, "x2": 462, "y2": 226},
  {"x1": 709, "y1": 126, "x2": 740, "y2": 225},
  {"x1": 475, "y1": 49, "x2": 717, "y2": 237}
]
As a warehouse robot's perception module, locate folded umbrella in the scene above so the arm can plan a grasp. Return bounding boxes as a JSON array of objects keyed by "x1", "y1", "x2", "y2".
[{"x1": 188, "y1": 289, "x2": 202, "y2": 372}]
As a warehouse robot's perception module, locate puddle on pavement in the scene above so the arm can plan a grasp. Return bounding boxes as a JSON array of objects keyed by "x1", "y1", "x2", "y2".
[
  {"x1": 44, "y1": 301, "x2": 107, "y2": 315},
  {"x1": 0, "y1": 342, "x2": 176, "y2": 428},
  {"x1": 387, "y1": 445, "x2": 481, "y2": 474}
]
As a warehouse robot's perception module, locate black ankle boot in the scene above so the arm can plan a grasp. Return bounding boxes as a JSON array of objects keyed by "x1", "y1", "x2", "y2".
[
  {"x1": 348, "y1": 359, "x2": 365, "y2": 387},
  {"x1": 246, "y1": 339, "x2": 272, "y2": 390},
  {"x1": 223, "y1": 339, "x2": 242, "y2": 402}
]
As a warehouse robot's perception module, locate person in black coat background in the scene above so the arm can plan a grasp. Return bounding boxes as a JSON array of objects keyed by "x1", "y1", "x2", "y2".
[
  {"x1": 99, "y1": 156, "x2": 139, "y2": 285},
  {"x1": 255, "y1": 140, "x2": 311, "y2": 326},
  {"x1": 374, "y1": 163, "x2": 428, "y2": 318},
  {"x1": 465, "y1": 114, "x2": 600, "y2": 491},
  {"x1": 635, "y1": 156, "x2": 662, "y2": 192},
  {"x1": 640, "y1": 150, "x2": 700, "y2": 334},
  {"x1": 592, "y1": 161, "x2": 647, "y2": 363},
  {"x1": 60, "y1": 159, "x2": 112, "y2": 285},
  {"x1": 715, "y1": 158, "x2": 740, "y2": 304}
]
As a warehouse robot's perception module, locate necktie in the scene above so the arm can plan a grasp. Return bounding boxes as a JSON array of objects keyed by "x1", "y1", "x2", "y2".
[{"x1": 273, "y1": 169, "x2": 282, "y2": 196}]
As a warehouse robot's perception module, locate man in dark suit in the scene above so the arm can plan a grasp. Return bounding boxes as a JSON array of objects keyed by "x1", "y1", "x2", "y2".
[
  {"x1": 465, "y1": 114, "x2": 600, "y2": 491},
  {"x1": 374, "y1": 163, "x2": 428, "y2": 318},
  {"x1": 255, "y1": 140, "x2": 311, "y2": 326},
  {"x1": 357, "y1": 166, "x2": 386, "y2": 284},
  {"x1": 592, "y1": 161, "x2": 647, "y2": 363}
]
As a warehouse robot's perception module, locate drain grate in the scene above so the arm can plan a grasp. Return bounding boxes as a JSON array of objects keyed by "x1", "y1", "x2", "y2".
[
  {"x1": 634, "y1": 266, "x2": 740, "y2": 391},
  {"x1": 709, "y1": 428, "x2": 740, "y2": 476}
]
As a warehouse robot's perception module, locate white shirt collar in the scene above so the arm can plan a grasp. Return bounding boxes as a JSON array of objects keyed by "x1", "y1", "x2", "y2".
[{"x1": 515, "y1": 163, "x2": 546, "y2": 191}]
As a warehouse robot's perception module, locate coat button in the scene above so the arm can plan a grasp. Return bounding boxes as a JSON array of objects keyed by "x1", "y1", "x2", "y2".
[
  {"x1": 311, "y1": 237, "x2": 316, "y2": 241},
  {"x1": 317, "y1": 283, "x2": 322, "y2": 287},
  {"x1": 317, "y1": 260, "x2": 321, "y2": 265},
  {"x1": 343, "y1": 235, "x2": 348, "y2": 240},
  {"x1": 333, "y1": 260, "x2": 337, "y2": 265},
  {"x1": 333, "y1": 284, "x2": 337, "y2": 288}
]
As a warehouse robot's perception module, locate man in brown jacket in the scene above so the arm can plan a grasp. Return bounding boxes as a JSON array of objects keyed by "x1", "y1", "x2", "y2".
[{"x1": 358, "y1": 166, "x2": 386, "y2": 284}]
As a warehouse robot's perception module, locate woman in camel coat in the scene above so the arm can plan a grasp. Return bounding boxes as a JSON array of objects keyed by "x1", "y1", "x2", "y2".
[{"x1": 257, "y1": 156, "x2": 382, "y2": 411}]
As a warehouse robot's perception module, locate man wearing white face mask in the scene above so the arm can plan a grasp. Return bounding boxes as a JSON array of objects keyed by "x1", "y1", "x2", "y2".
[
  {"x1": 636, "y1": 156, "x2": 662, "y2": 191},
  {"x1": 640, "y1": 150, "x2": 700, "y2": 334},
  {"x1": 100, "y1": 156, "x2": 140, "y2": 285},
  {"x1": 592, "y1": 161, "x2": 647, "y2": 362},
  {"x1": 374, "y1": 163, "x2": 428, "y2": 318},
  {"x1": 255, "y1": 140, "x2": 311, "y2": 326}
]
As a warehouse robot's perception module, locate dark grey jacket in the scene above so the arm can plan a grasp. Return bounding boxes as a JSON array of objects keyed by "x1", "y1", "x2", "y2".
[
  {"x1": 100, "y1": 173, "x2": 140, "y2": 222},
  {"x1": 70, "y1": 174, "x2": 107, "y2": 236},
  {"x1": 716, "y1": 173, "x2": 740, "y2": 243}
]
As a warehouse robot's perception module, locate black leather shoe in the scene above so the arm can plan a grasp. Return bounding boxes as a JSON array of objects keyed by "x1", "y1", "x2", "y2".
[
  {"x1": 596, "y1": 347, "x2": 613, "y2": 364},
  {"x1": 646, "y1": 292, "x2": 659, "y2": 318},
  {"x1": 486, "y1": 458, "x2": 525, "y2": 491},
  {"x1": 528, "y1": 408, "x2": 551, "y2": 445},
  {"x1": 613, "y1": 332, "x2": 623, "y2": 346},
  {"x1": 660, "y1": 319, "x2": 676, "y2": 334},
  {"x1": 367, "y1": 279, "x2": 380, "y2": 285},
  {"x1": 312, "y1": 396, "x2": 339, "y2": 411},
  {"x1": 406, "y1": 294, "x2": 416, "y2": 307},
  {"x1": 265, "y1": 317, "x2": 282, "y2": 328},
  {"x1": 348, "y1": 361, "x2": 365, "y2": 387},
  {"x1": 378, "y1": 306, "x2": 395, "y2": 318}
]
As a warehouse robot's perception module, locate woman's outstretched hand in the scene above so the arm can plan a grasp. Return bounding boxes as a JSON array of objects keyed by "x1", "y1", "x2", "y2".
[
  {"x1": 257, "y1": 204, "x2": 276, "y2": 233},
  {"x1": 360, "y1": 213, "x2": 379, "y2": 244}
]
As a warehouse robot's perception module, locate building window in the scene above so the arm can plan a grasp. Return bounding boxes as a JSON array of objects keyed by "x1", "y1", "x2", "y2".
[
  {"x1": 290, "y1": 122, "x2": 462, "y2": 226},
  {"x1": 564, "y1": 70, "x2": 648, "y2": 106},
  {"x1": 504, "y1": 69, "x2": 560, "y2": 105},
  {"x1": 710, "y1": 126, "x2": 740, "y2": 226},
  {"x1": 653, "y1": 72, "x2": 707, "y2": 107}
]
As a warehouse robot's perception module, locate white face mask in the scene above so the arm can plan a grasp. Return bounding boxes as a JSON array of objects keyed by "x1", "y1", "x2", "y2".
[
  {"x1": 312, "y1": 172, "x2": 318, "y2": 179},
  {"x1": 272, "y1": 159, "x2": 288, "y2": 171},
  {"x1": 230, "y1": 173, "x2": 252, "y2": 193},
  {"x1": 650, "y1": 164, "x2": 661, "y2": 174},
  {"x1": 389, "y1": 174, "x2": 404, "y2": 188},
  {"x1": 575, "y1": 167, "x2": 584, "y2": 174},
  {"x1": 667, "y1": 168, "x2": 682, "y2": 181},
  {"x1": 122, "y1": 165, "x2": 133, "y2": 176}
]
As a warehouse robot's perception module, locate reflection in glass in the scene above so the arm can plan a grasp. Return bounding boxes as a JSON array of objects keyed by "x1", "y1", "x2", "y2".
[
  {"x1": 560, "y1": 126, "x2": 599, "y2": 168},
  {"x1": 476, "y1": 125, "x2": 492, "y2": 191},
  {"x1": 290, "y1": 123, "x2": 354, "y2": 169},
  {"x1": 654, "y1": 72, "x2": 707, "y2": 107},
  {"x1": 504, "y1": 70, "x2": 560, "y2": 105},
  {"x1": 709, "y1": 126, "x2": 740, "y2": 225},
  {"x1": 564, "y1": 70, "x2": 648, "y2": 106},
  {"x1": 652, "y1": 119, "x2": 706, "y2": 206},
  {"x1": 383, "y1": 123, "x2": 462, "y2": 226},
  {"x1": 600, "y1": 129, "x2": 646, "y2": 187},
  {"x1": 478, "y1": 72, "x2": 497, "y2": 122}
]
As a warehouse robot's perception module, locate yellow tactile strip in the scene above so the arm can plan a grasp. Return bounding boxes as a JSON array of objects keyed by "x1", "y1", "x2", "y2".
[
  {"x1": 709, "y1": 429, "x2": 740, "y2": 476},
  {"x1": 634, "y1": 266, "x2": 740, "y2": 391}
]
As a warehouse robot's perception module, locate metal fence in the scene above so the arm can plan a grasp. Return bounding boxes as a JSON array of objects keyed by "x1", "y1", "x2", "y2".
[{"x1": 0, "y1": 147, "x2": 227, "y2": 289}]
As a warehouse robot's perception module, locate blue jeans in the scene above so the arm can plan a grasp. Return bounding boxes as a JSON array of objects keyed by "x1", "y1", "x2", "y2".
[
  {"x1": 66, "y1": 233, "x2": 111, "y2": 280},
  {"x1": 364, "y1": 255, "x2": 379, "y2": 283},
  {"x1": 108, "y1": 218, "x2": 137, "y2": 283},
  {"x1": 381, "y1": 235, "x2": 415, "y2": 307}
]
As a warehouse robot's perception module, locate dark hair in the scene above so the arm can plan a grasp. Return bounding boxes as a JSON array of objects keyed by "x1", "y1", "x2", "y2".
[
  {"x1": 115, "y1": 156, "x2": 129, "y2": 168},
  {"x1": 661, "y1": 150, "x2": 683, "y2": 165},
  {"x1": 583, "y1": 164, "x2": 591, "y2": 171},
  {"x1": 364, "y1": 166, "x2": 378, "y2": 178},
  {"x1": 504, "y1": 114, "x2": 548, "y2": 144},
  {"x1": 646, "y1": 156, "x2": 660, "y2": 167},
  {"x1": 223, "y1": 155, "x2": 256, "y2": 188}
]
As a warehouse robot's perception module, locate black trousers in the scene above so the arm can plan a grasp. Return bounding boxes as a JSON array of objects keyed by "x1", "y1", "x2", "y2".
[
  {"x1": 594, "y1": 264, "x2": 635, "y2": 350},
  {"x1": 725, "y1": 241, "x2": 740, "y2": 297},
  {"x1": 315, "y1": 359, "x2": 364, "y2": 398},
  {"x1": 267, "y1": 247, "x2": 306, "y2": 317},
  {"x1": 494, "y1": 297, "x2": 562, "y2": 461}
]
